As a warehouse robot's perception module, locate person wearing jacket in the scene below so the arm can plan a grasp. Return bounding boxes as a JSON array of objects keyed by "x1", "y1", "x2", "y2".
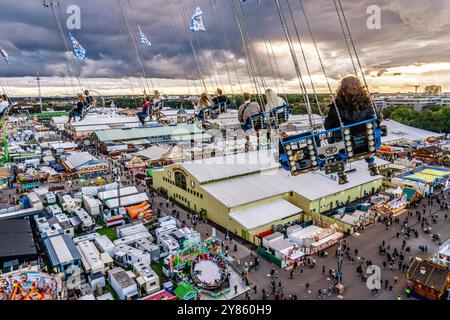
[
  {"x1": 324, "y1": 75, "x2": 381, "y2": 176},
  {"x1": 238, "y1": 92, "x2": 262, "y2": 129},
  {"x1": 0, "y1": 94, "x2": 11, "y2": 118},
  {"x1": 137, "y1": 95, "x2": 152, "y2": 125},
  {"x1": 67, "y1": 94, "x2": 87, "y2": 123}
]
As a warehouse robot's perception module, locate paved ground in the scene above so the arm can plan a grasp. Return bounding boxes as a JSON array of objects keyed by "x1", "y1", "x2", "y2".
[
  {"x1": 3, "y1": 146, "x2": 448, "y2": 301},
  {"x1": 151, "y1": 190, "x2": 450, "y2": 301}
]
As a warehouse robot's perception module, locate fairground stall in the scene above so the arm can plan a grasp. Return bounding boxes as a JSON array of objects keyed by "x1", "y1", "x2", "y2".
[
  {"x1": 394, "y1": 166, "x2": 450, "y2": 194},
  {"x1": 0, "y1": 270, "x2": 63, "y2": 300},
  {"x1": 164, "y1": 236, "x2": 231, "y2": 299}
]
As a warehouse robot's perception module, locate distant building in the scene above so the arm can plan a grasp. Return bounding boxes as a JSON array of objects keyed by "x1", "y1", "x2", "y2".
[{"x1": 373, "y1": 93, "x2": 450, "y2": 111}]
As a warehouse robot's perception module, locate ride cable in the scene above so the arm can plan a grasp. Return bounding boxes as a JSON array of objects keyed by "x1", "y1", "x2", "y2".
[
  {"x1": 273, "y1": 0, "x2": 315, "y2": 130},
  {"x1": 230, "y1": 0, "x2": 266, "y2": 107},
  {"x1": 212, "y1": 0, "x2": 244, "y2": 94},
  {"x1": 178, "y1": 0, "x2": 208, "y2": 93},
  {"x1": 286, "y1": 0, "x2": 323, "y2": 118},
  {"x1": 117, "y1": 0, "x2": 154, "y2": 94},
  {"x1": 164, "y1": 1, "x2": 196, "y2": 96},
  {"x1": 334, "y1": 0, "x2": 379, "y2": 119},
  {"x1": 193, "y1": 0, "x2": 224, "y2": 91},
  {"x1": 107, "y1": 0, "x2": 144, "y2": 96},
  {"x1": 298, "y1": 0, "x2": 344, "y2": 127},
  {"x1": 46, "y1": 0, "x2": 84, "y2": 92},
  {"x1": 125, "y1": 0, "x2": 162, "y2": 90},
  {"x1": 254, "y1": 1, "x2": 282, "y2": 99},
  {"x1": 207, "y1": 0, "x2": 236, "y2": 96}
]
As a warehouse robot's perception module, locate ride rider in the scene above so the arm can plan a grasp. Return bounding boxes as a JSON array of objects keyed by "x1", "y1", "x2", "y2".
[
  {"x1": 193, "y1": 92, "x2": 213, "y2": 121},
  {"x1": 67, "y1": 94, "x2": 87, "y2": 124},
  {"x1": 0, "y1": 94, "x2": 11, "y2": 119},
  {"x1": 137, "y1": 95, "x2": 152, "y2": 126},
  {"x1": 324, "y1": 76, "x2": 381, "y2": 176}
]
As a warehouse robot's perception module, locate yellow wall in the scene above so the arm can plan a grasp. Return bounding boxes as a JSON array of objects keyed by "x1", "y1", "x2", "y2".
[
  {"x1": 153, "y1": 165, "x2": 229, "y2": 227},
  {"x1": 153, "y1": 164, "x2": 383, "y2": 242}
]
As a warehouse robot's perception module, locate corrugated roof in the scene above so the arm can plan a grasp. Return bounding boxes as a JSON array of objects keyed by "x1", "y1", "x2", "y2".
[
  {"x1": 136, "y1": 145, "x2": 169, "y2": 160},
  {"x1": 229, "y1": 199, "x2": 301, "y2": 230},
  {"x1": 44, "y1": 235, "x2": 81, "y2": 267},
  {"x1": 98, "y1": 186, "x2": 139, "y2": 201},
  {"x1": 0, "y1": 220, "x2": 37, "y2": 258},
  {"x1": 94, "y1": 124, "x2": 204, "y2": 142},
  {"x1": 200, "y1": 152, "x2": 387, "y2": 208},
  {"x1": 181, "y1": 150, "x2": 280, "y2": 184},
  {"x1": 105, "y1": 193, "x2": 149, "y2": 209},
  {"x1": 64, "y1": 152, "x2": 98, "y2": 169}
]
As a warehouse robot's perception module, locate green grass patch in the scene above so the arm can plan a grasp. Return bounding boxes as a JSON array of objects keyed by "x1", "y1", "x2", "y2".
[
  {"x1": 104, "y1": 282, "x2": 119, "y2": 300},
  {"x1": 151, "y1": 259, "x2": 168, "y2": 283},
  {"x1": 97, "y1": 227, "x2": 118, "y2": 241}
]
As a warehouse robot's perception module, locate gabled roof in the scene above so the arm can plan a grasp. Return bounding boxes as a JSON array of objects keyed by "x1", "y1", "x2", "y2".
[
  {"x1": 64, "y1": 152, "x2": 100, "y2": 170},
  {"x1": 230, "y1": 199, "x2": 301, "y2": 230},
  {"x1": 136, "y1": 145, "x2": 169, "y2": 160},
  {"x1": 94, "y1": 124, "x2": 204, "y2": 142},
  {"x1": 408, "y1": 258, "x2": 449, "y2": 293},
  {"x1": 181, "y1": 150, "x2": 280, "y2": 184}
]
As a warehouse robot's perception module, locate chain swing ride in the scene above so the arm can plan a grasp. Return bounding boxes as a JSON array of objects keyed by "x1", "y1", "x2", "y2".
[{"x1": 2, "y1": 0, "x2": 382, "y2": 184}]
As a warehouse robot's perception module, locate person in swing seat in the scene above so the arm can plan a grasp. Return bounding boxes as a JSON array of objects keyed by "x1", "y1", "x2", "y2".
[
  {"x1": 324, "y1": 75, "x2": 381, "y2": 176},
  {"x1": 238, "y1": 92, "x2": 262, "y2": 130},
  {"x1": 212, "y1": 88, "x2": 230, "y2": 111},
  {"x1": 67, "y1": 94, "x2": 87, "y2": 124},
  {"x1": 238, "y1": 92, "x2": 262, "y2": 151},
  {"x1": 0, "y1": 94, "x2": 11, "y2": 119},
  {"x1": 264, "y1": 88, "x2": 286, "y2": 112},
  {"x1": 137, "y1": 95, "x2": 152, "y2": 126},
  {"x1": 84, "y1": 90, "x2": 93, "y2": 105},
  {"x1": 151, "y1": 90, "x2": 163, "y2": 117},
  {"x1": 193, "y1": 92, "x2": 213, "y2": 121}
]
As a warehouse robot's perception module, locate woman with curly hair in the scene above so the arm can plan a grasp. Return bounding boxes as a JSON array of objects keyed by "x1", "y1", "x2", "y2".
[{"x1": 324, "y1": 75, "x2": 381, "y2": 176}]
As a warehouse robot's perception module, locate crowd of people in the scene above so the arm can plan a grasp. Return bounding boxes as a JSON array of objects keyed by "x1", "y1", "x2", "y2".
[{"x1": 191, "y1": 253, "x2": 230, "y2": 290}]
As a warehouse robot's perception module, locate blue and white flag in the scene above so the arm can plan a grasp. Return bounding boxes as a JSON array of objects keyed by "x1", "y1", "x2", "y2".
[
  {"x1": 69, "y1": 32, "x2": 86, "y2": 60},
  {"x1": 190, "y1": 7, "x2": 206, "y2": 32},
  {"x1": 138, "y1": 25, "x2": 151, "y2": 47},
  {"x1": 0, "y1": 47, "x2": 8, "y2": 64}
]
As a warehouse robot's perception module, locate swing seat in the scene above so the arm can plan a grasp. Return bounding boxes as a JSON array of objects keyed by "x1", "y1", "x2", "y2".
[
  {"x1": 243, "y1": 104, "x2": 291, "y2": 132},
  {"x1": 80, "y1": 100, "x2": 98, "y2": 119},
  {"x1": 197, "y1": 102, "x2": 227, "y2": 121},
  {"x1": 268, "y1": 104, "x2": 291, "y2": 126},
  {"x1": 279, "y1": 118, "x2": 381, "y2": 177}
]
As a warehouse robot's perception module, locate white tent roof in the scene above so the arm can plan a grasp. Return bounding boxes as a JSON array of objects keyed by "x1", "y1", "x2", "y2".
[
  {"x1": 105, "y1": 193, "x2": 149, "y2": 209},
  {"x1": 382, "y1": 120, "x2": 442, "y2": 144},
  {"x1": 201, "y1": 156, "x2": 387, "y2": 208},
  {"x1": 136, "y1": 145, "x2": 169, "y2": 160},
  {"x1": 98, "y1": 186, "x2": 138, "y2": 201},
  {"x1": 64, "y1": 152, "x2": 98, "y2": 169},
  {"x1": 229, "y1": 199, "x2": 302, "y2": 230},
  {"x1": 181, "y1": 150, "x2": 280, "y2": 184}
]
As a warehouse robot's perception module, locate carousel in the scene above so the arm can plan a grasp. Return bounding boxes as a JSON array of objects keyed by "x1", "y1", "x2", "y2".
[
  {"x1": 167, "y1": 236, "x2": 230, "y2": 298},
  {"x1": 0, "y1": 270, "x2": 62, "y2": 300}
]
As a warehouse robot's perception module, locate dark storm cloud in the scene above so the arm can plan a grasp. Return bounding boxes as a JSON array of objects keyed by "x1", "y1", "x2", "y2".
[{"x1": 0, "y1": 0, "x2": 450, "y2": 89}]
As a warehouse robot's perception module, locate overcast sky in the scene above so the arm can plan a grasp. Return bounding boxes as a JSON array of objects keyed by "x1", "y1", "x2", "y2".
[{"x1": 0, "y1": 0, "x2": 450, "y2": 96}]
